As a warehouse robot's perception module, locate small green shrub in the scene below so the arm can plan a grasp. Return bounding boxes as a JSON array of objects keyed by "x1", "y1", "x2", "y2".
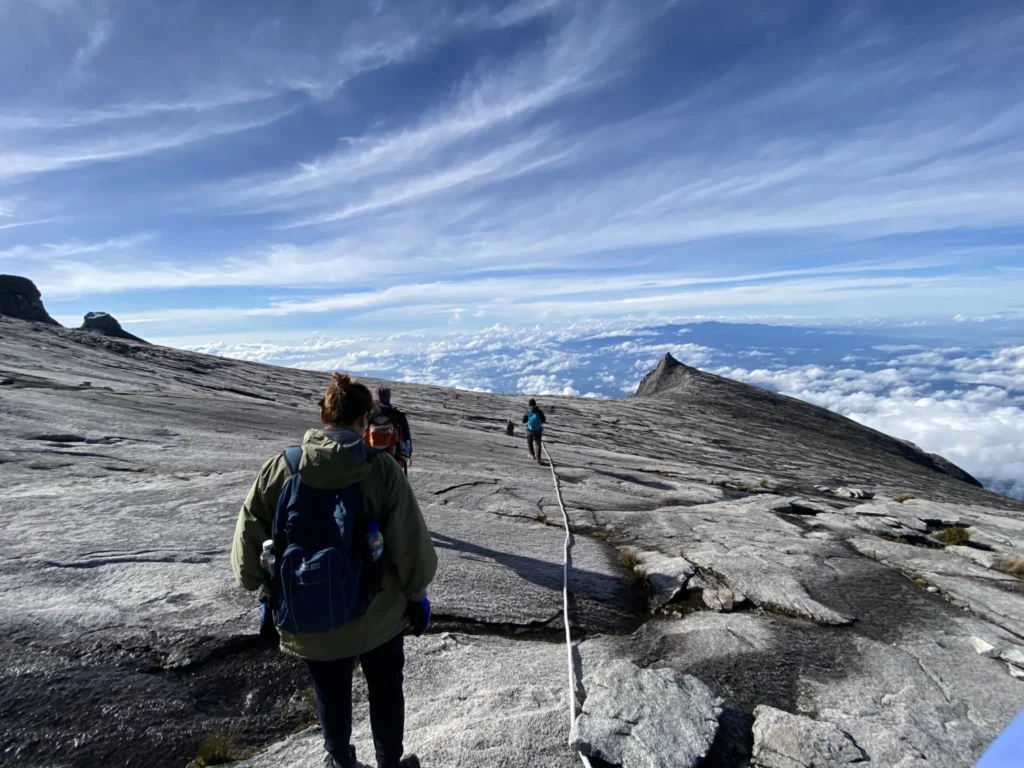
[
  {"x1": 934, "y1": 526, "x2": 970, "y2": 546},
  {"x1": 537, "y1": 513, "x2": 547, "y2": 525},
  {"x1": 759, "y1": 477, "x2": 770, "y2": 488},
  {"x1": 192, "y1": 733, "x2": 242, "y2": 767},
  {"x1": 894, "y1": 493, "x2": 915, "y2": 503},
  {"x1": 591, "y1": 530, "x2": 608, "y2": 540}
]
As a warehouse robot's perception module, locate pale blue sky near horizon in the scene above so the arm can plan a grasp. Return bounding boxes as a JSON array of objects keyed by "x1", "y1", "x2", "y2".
[{"x1": 2, "y1": 0, "x2": 1023, "y2": 339}]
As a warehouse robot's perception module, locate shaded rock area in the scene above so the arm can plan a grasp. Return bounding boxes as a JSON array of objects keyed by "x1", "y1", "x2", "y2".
[
  {"x1": 78, "y1": 311, "x2": 148, "y2": 343},
  {"x1": 0, "y1": 275, "x2": 59, "y2": 325},
  {"x1": 1, "y1": 317, "x2": 1023, "y2": 767}
]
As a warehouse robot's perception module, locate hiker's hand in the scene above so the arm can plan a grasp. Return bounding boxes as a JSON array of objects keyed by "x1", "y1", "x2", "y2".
[
  {"x1": 259, "y1": 602, "x2": 279, "y2": 644},
  {"x1": 408, "y1": 597, "x2": 431, "y2": 636}
]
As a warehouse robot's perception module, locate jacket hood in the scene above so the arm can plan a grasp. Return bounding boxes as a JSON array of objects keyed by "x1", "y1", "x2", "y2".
[{"x1": 299, "y1": 427, "x2": 372, "y2": 489}]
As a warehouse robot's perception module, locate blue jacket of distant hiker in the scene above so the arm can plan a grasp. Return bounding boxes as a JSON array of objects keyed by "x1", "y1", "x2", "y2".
[
  {"x1": 522, "y1": 405, "x2": 546, "y2": 434},
  {"x1": 231, "y1": 428, "x2": 437, "y2": 660}
]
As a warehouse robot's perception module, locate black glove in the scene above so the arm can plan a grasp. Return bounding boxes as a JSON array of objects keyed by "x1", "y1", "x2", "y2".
[{"x1": 407, "y1": 597, "x2": 431, "y2": 637}]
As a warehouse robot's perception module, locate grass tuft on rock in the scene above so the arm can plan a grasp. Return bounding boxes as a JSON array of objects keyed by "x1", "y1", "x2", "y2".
[
  {"x1": 933, "y1": 526, "x2": 970, "y2": 546},
  {"x1": 191, "y1": 732, "x2": 244, "y2": 767},
  {"x1": 995, "y1": 555, "x2": 1024, "y2": 578},
  {"x1": 907, "y1": 572, "x2": 928, "y2": 588},
  {"x1": 591, "y1": 529, "x2": 608, "y2": 540},
  {"x1": 619, "y1": 548, "x2": 646, "y2": 585},
  {"x1": 894, "y1": 493, "x2": 915, "y2": 503}
]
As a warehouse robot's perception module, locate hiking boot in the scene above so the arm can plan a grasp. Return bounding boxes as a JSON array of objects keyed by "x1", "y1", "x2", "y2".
[
  {"x1": 400, "y1": 756, "x2": 421, "y2": 768},
  {"x1": 324, "y1": 745, "x2": 357, "y2": 768}
]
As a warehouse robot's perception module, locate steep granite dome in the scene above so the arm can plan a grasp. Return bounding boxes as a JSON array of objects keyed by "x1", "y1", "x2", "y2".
[
  {"x1": 1, "y1": 317, "x2": 1022, "y2": 768},
  {"x1": 0, "y1": 275, "x2": 59, "y2": 325},
  {"x1": 79, "y1": 311, "x2": 148, "y2": 343}
]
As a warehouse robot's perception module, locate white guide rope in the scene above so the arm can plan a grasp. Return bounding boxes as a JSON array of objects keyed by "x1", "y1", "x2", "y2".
[{"x1": 542, "y1": 442, "x2": 595, "y2": 768}]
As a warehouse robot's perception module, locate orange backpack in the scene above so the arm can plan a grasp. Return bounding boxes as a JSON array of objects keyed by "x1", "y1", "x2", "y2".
[{"x1": 364, "y1": 411, "x2": 403, "y2": 456}]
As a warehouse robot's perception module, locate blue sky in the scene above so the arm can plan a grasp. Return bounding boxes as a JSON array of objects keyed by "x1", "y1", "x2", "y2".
[{"x1": 2, "y1": 0, "x2": 1023, "y2": 338}]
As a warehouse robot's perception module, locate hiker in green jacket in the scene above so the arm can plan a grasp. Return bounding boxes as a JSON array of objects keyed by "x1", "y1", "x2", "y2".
[{"x1": 231, "y1": 372, "x2": 437, "y2": 768}]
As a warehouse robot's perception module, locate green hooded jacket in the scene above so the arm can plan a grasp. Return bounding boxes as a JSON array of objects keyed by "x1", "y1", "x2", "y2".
[{"x1": 231, "y1": 427, "x2": 437, "y2": 660}]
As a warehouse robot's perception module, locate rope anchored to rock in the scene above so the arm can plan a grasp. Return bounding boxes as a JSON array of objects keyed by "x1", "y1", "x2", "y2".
[{"x1": 542, "y1": 442, "x2": 595, "y2": 768}]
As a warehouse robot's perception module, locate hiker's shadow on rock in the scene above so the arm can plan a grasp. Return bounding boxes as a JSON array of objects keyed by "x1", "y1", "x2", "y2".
[{"x1": 430, "y1": 532, "x2": 631, "y2": 608}]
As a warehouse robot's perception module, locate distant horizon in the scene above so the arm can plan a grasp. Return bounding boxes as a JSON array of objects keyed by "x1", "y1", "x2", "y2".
[{"x1": 120, "y1": 314, "x2": 1019, "y2": 503}]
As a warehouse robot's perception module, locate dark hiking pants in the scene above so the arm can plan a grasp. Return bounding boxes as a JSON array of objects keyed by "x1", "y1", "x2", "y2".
[
  {"x1": 305, "y1": 632, "x2": 405, "y2": 768},
  {"x1": 527, "y1": 431, "x2": 543, "y2": 460}
]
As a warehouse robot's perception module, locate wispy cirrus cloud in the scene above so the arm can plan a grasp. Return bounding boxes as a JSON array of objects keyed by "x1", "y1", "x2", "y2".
[{"x1": 2, "y1": 0, "x2": 1022, "y2": 338}]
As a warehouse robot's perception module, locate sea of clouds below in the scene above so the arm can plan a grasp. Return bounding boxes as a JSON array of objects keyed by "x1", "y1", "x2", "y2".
[{"x1": 185, "y1": 322, "x2": 1024, "y2": 500}]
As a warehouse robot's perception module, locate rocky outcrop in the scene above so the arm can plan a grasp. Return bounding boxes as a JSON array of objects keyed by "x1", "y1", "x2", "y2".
[
  {"x1": 634, "y1": 352, "x2": 699, "y2": 397},
  {"x1": 574, "y1": 660, "x2": 722, "y2": 768},
  {"x1": 900, "y1": 438, "x2": 981, "y2": 486},
  {"x1": 78, "y1": 312, "x2": 147, "y2": 343},
  {"x1": 0, "y1": 275, "x2": 59, "y2": 325},
  {"x1": 751, "y1": 705, "x2": 867, "y2": 767}
]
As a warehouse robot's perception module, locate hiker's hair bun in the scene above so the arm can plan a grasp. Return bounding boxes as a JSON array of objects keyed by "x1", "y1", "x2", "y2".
[{"x1": 322, "y1": 372, "x2": 374, "y2": 426}]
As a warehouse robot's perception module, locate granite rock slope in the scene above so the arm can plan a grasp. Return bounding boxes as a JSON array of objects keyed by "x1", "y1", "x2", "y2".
[{"x1": 1, "y1": 316, "x2": 1021, "y2": 768}]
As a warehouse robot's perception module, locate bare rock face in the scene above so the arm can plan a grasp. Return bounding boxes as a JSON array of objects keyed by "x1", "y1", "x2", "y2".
[
  {"x1": 0, "y1": 275, "x2": 59, "y2": 325},
  {"x1": 751, "y1": 705, "x2": 867, "y2": 767},
  {"x1": 79, "y1": 311, "x2": 147, "y2": 343},
  {"x1": 573, "y1": 660, "x2": 722, "y2": 768}
]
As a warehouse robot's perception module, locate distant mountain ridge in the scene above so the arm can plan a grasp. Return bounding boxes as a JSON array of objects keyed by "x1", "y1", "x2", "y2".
[{"x1": 636, "y1": 352, "x2": 981, "y2": 487}]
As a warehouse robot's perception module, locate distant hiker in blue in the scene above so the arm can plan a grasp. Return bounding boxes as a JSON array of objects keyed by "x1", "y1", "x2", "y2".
[
  {"x1": 522, "y1": 398, "x2": 547, "y2": 464},
  {"x1": 231, "y1": 373, "x2": 437, "y2": 768}
]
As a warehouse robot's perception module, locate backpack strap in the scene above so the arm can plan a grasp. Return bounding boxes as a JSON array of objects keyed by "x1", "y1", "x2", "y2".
[
  {"x1": 268, "y1": 446, "x2": 302, "y2": 618},
  {"x1": 283, "y1": 446, "x2": 302, "y2": 475}
]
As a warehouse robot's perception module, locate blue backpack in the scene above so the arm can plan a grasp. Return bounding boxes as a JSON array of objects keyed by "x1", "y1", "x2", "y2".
[
  {"x1": 270, "y1": 446, "x2": 381, "y2": 635},
  {"x1": 527, "y1": 410, "x2": 543, "y2": 432}
]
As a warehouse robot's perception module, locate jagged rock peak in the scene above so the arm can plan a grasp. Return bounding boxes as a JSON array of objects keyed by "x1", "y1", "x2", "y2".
[
  {"x1": 635, "y1": 352, "x2": 704, "y2": 397},
  {"x1": 79, "y1": 311, "x2": 148, "y2": 343},
  {"x1": 0, "y1": 275, "x2": 60, "y2": 325}
]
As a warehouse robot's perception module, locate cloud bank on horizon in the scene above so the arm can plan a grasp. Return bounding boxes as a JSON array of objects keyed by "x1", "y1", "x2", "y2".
[
  {"x1": 1, "y1": 0, "x2": 1023, "y2": 334},
  {"x1": 184, "y1": 321, "x2": 1024, "y2": 500}
]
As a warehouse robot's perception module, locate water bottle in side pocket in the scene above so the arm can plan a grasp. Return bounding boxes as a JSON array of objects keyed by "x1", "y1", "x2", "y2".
[{"x1": 260, "y1": 539, "x2": 275, "y2": 574}]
